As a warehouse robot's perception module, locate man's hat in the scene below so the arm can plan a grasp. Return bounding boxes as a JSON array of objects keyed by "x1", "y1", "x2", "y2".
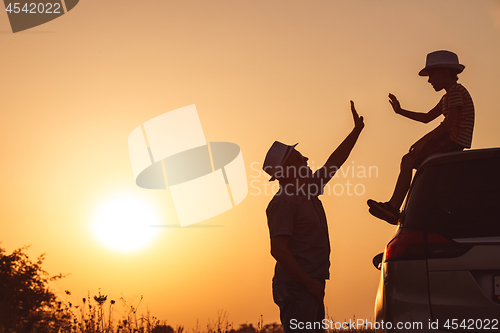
[
  {"x1": 419, "y1": 50, "x2": 465, "y2": 76},
  {"x1": 263, "y1": 141, "x2": 298, "y2": 181}
]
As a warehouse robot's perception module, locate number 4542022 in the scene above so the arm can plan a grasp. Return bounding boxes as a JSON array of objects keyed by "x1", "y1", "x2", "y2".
[
  {"x1": 444, "y1": 319, "x2": 499, "y2": 330},
  {"x1": 5, "y1": 3, "x2": 62, "y2": 14}
]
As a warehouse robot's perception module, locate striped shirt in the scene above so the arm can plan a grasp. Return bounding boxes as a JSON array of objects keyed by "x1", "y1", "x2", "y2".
[{"x1": 438, "y1": 83, "x2": 475, "y2": 148}]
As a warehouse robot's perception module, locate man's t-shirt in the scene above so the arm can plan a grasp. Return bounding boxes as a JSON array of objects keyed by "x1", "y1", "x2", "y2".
[
  {"x1": 266, "y1": 187, "x2": 331, "y2": 282},
  {"x1": 438, "y1": 83, "x2": 474, "y2": 148}
]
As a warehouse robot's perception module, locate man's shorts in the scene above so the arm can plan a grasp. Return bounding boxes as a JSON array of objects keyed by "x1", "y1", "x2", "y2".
[
  {"x1": 272, "y1": 279, "x2": 326, "y2": 333},
  {"x1": 411, "y1": 132, "x2": 465, "y2": 169}
]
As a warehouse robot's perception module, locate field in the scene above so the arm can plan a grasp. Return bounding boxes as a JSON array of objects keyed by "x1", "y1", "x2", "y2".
[{"x1": 0, "y1": 246, "x2": 375, "y2": 333}]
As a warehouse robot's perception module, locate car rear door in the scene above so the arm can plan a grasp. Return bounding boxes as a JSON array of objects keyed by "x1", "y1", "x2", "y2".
[
  {"x1": 427, "y1": 241, "x2": 500, "y2": 330},
  {"x1": 404, "y1": 151, "x2": 500, "y2": 331}
]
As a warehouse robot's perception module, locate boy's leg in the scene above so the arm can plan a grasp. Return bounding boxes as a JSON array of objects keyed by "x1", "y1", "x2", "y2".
[
  {"x1": 368, "y1": 133, "x2": 464, "y2": 223},
  {"x1": 388, "y1": 153, "x2": 416, "y2": 210},
  {"x1": 388, "y1": 133, "x2": 464, "y2": 210},
  {"x1": 367, "y1": 153, "x2": 415, "y2": 224}
]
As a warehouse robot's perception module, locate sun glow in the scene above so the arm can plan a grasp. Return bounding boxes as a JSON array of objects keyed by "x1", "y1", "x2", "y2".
[{"x1": 91, "y1": 194, "x2": 160, "y2": 252}]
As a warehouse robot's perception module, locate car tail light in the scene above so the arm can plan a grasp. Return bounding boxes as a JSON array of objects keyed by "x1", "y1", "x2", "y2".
[
  {"x1": 426, "y1": 232, "x2": 472, "y2": 258},
  {"x1": 385, "y1": 229, "x2": 426, "y2": 261},
  {"x1": 385, "y1": 229, "x2": 472, "y2": 262}
]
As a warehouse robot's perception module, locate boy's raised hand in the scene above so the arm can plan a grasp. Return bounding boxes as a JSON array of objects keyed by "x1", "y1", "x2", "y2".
[
  {"x1": 389, "y1": 93, "x2": 402, "y2": 114},
  {"x1": 350, "y1": 100, "x2": 365, "y2": 131}
]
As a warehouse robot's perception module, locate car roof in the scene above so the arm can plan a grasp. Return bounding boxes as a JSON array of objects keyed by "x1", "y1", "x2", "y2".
[{"x1": 418, "y1": 147, "x2": 500, "y2": 170}]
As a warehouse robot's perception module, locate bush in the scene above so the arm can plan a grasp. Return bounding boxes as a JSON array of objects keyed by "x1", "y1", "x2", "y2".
[{"x1": 0, "y1": 245, "x2": 71, "y2": 332}]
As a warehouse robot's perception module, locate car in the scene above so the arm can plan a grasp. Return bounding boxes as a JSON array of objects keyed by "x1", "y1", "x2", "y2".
[{"x1": 373, "y1": 148, "x2": 500, "y2": 332}]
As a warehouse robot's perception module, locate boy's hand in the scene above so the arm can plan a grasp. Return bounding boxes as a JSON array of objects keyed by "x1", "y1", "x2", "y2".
[
  {"x1": 389, "y1": 93, "x2": 402, "y2": 114},
  {"x1": 350, "y1": 101, "x2": 364, "y2": 131}
]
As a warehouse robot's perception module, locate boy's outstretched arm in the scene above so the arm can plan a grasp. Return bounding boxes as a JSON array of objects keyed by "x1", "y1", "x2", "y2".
[
  {"x1": 410, "y1": 106, "x2": 460, "y2": 155},
  {"x1": 319, "y1": 101, "x2": 364, "y2": 184},
  {"x1": 389, "y1": 93, "x2": 442, "y2": 123}
]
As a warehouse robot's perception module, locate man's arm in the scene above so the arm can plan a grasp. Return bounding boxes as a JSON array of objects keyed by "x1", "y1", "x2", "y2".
[
  {"x1": 319, "y1": 101, "x2": 364, "y2": 184},
  {"x1": 270, "y1": 235, "x2": 324, "y2": 301},
  {"x1": 389, "y1": 93, "x2": 442, "y2": 123}
]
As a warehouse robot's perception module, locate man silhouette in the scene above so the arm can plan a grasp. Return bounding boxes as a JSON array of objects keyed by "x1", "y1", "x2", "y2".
[{"x1": 264, "y1": 101, "x2": 364, "y2": 332}]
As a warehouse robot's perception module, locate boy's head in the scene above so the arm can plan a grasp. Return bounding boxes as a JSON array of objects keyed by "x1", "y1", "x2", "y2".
[
  {"x1": 426, "y1": 67, "x2": 461, "y2": 91},
  {"x1": 419, "y1": 50, "x2": 465, "y2": 77}
]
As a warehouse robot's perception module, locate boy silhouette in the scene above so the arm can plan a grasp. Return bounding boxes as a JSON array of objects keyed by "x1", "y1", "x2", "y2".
[{"x1": 368, "y1": 50, "x2": 474, "y2": 224}]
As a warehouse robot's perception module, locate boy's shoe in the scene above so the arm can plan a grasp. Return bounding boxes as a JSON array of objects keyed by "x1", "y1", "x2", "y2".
[{"x1": 367, "y1": 200, "x2": 400, "y2": 225}]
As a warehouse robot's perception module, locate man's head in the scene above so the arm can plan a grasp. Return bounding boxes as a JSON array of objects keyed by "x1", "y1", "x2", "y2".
[
  {"x1": 280, "y1": 149, "x2": 310, "y2": 181},
  {"x1": 263, "y1": 141, "x2": 310, "y2": 182}
]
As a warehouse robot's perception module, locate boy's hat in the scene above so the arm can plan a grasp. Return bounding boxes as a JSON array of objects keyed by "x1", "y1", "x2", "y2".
[
  {"x1": 419, "y1": 50, "x2": 465, "y2": 76},
  {"x1": 263, "y1": 141, "x2": 298, "y2": 181}
]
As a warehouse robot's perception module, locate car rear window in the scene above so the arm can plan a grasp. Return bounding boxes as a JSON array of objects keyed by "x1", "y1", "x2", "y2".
[{"x1": 403, "y1": 155, "x2": 500, "y2": 238}]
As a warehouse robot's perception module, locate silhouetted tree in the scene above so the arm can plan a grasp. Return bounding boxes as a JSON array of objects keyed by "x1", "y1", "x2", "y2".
[
  {"x1": 228, "y1": 323, "x2": 257, "y2": 333},
  {"x1": 228, "y1": 322, "x2": 283, "y2": 333},
  {"x1": 261, "y1": 323, "x2": 283, "y2": 333},
  {"x1": 0, "y1": 245, "x2": 71, "y2": 332},
  {"x1": 152, "y1": 324, "x2": 175, "y2": 333}
]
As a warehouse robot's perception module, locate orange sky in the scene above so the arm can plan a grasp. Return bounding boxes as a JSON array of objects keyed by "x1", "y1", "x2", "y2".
[{"x1": 1, "y1": 0, "x2": 500, "y2": 329}]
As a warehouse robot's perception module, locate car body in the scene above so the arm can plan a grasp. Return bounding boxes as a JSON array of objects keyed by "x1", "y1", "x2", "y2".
[{"x1": 374, "y1": 148, "x2": 500, "y2": 332}]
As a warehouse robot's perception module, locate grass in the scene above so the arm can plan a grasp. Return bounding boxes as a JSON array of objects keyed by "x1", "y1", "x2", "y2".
[
  {"x1": 41, "y1": 291, "x2": 376, "y2": 333},
  {"x1": 0, "y1": 245, "x2": 374, "y2": 333}
]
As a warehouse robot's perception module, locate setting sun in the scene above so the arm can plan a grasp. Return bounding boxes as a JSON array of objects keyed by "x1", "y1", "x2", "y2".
[{"x1": 91, "y1": 194, "x2": 160, "y2": 252}]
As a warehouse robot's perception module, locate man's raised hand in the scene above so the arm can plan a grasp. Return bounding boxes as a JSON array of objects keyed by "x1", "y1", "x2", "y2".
[
  {"x1": 350, "y1": 100, "x2": 365, "y2": 131},
  {"x1": 389, "y1": 93, "x2": 402, "y2": 114}
]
